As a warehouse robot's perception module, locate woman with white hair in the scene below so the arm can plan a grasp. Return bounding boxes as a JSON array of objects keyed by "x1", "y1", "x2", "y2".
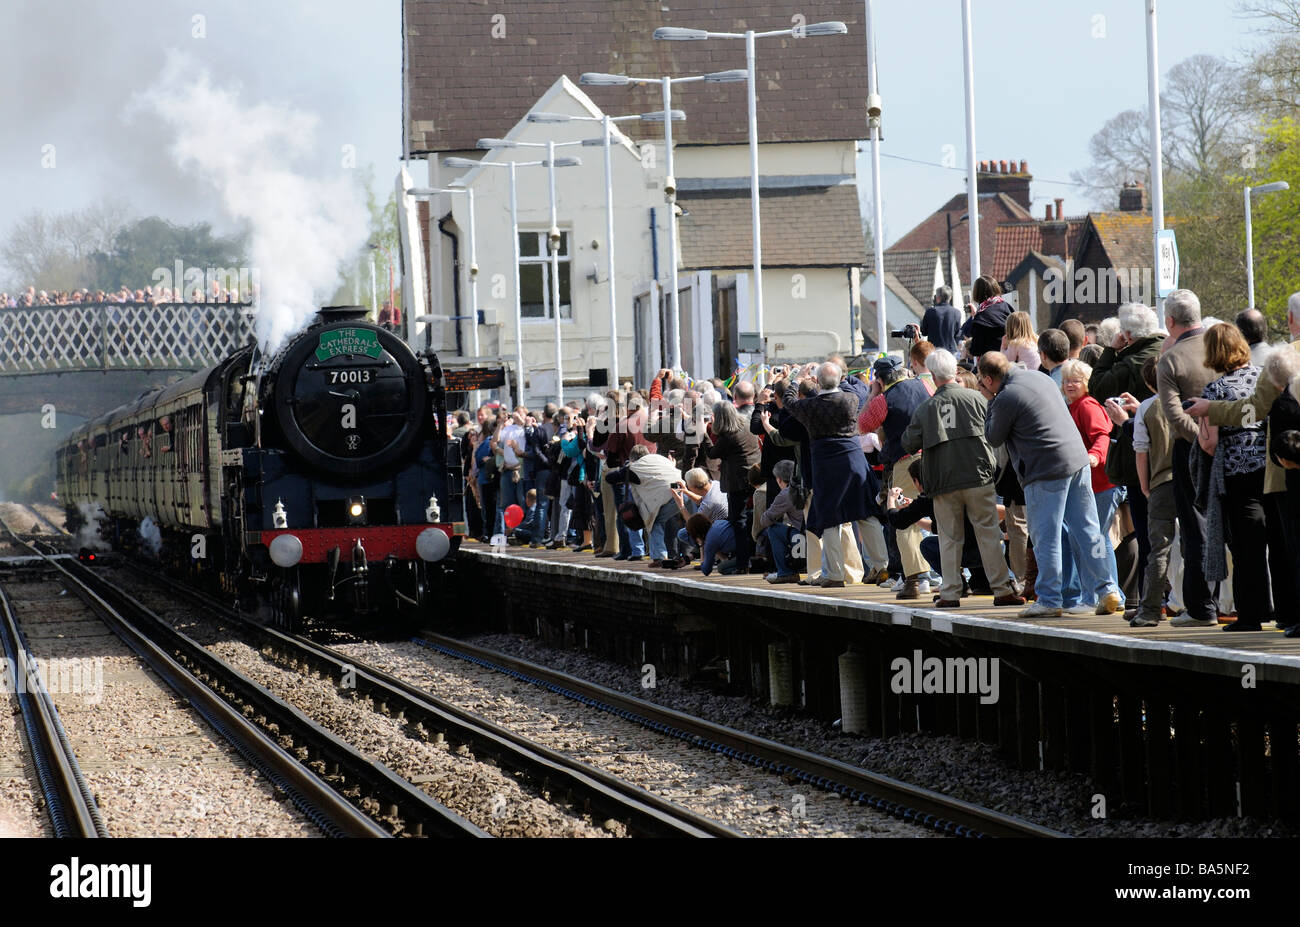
[
  {"x1": 1089, "y1": 303, "x2": 1165, "y2": 402},
  {"x1": 1061, "y1": 358, "x2": 1124, "y2": 612}
]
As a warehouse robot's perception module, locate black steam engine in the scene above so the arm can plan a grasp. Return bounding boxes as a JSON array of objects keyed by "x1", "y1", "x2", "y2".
[{"x1": 56, "y1": 306, "x2": 463, "y2": 629}]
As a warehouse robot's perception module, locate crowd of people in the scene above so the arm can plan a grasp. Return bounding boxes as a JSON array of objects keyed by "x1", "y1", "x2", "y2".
[
  {"x1": 1, "y1": 283, "x2": 251, "y2": 307},
  {"x1": 455, "y1": 275, "x2": 1300, "y2": 634}
]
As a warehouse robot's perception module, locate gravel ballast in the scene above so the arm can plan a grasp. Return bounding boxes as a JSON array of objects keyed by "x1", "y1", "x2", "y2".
[
  {"x1": 105, "y1": 567, "x2": 613, "y2": 837},
  {"x1": 5, "y1": 576, "x2": 319, "y2": 838},
  {"x1": 334, "y1": 639, "x2": 931, "y2": 838},
  {"x1": 455, "y1": 631, "x2": 1292, "y2": 838}
]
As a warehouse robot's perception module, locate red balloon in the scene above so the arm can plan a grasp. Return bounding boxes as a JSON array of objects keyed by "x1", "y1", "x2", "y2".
[{"x1": 504, "y1": 504, "x2": 525, "y2": 530}]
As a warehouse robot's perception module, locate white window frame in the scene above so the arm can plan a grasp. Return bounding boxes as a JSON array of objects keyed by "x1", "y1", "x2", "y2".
[{"x1": 518, "y1": 229, "x2": 573, "y2": 324}]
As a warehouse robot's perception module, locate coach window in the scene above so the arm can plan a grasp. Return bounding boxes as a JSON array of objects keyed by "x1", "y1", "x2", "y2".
[{"x1": 518, "y1": 230, "x2": 571, "y2": 322}]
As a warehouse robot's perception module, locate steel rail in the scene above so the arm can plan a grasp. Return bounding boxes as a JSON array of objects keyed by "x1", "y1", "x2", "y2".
[
  {"x1": 412, "y1": 633, "x2": 1068, "y2": 839},
  {"x1": 0, "y1": 583, "x2": 105, "y2": 837},
  {"x1": 126, "y1": 562, "x2": 739, "y2": 838},
  {"x1": 2, "y1": 519, "x2": 479, "y2": 838}
]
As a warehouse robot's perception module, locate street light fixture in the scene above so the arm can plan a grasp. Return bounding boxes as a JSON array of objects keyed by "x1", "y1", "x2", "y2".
[
  {"x1": 527, "y1": 108, "x2": 686, "y2": 388},
  {"x1": 580, "y1": 68, "x2": 745, "y2": 373},
  {"x1": 1245, "y1": 180, "x2": 1290, "y2": 312},
  {"x1": 655, "y1": 20, "x2": 848, "y2": 371},
  {"x1": 442, "y1": 153, "x2": 580, "y2": 406},
  {"x1": 476, "y1": 137, "x2": 583, "y2": 404}
]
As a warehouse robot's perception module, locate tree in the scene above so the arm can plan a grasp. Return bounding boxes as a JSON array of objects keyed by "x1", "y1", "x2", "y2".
[
  {"x1": 1162, "y1": 55, "x2": 1249, "y2": 180},
  {"x1": 88, "y1": 217, "x2": 246, "y2": 293},
  {"x1": 1069, "y1": 109, "x2": 1153, "y2": 210},
  {"x1": 1070, "y1": 54, "x2": 1243, "y2": 210},
  {"x1": 1237, "y1": 0, "x2": 1300, "y2": 119},
  {"x1": 0, "y1": 197, "x2": 130, "y2": 292},
  {"x1": 1244, "y1": 117, "x2": 1300, "y2": 333},
  {"x1": 329, "y1": 167, "x2": 403, "y2": 314}
]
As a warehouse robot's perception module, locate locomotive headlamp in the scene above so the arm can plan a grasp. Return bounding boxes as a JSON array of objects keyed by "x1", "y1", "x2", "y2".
[
  {"x1": 347, "y1": 496, "x2": 366, "y2": 524},
  {"x1": 272, "y1": 499, "x2": 288, "y2": 529}
]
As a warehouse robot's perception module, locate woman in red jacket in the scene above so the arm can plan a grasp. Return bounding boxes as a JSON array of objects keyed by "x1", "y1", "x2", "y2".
[{"x1": 1060, "y1": 358, "x2": 1123, "y2": 604}]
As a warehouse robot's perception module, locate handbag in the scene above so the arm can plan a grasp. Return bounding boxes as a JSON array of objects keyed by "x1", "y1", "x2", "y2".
[{"x1": 618, "y1": 500, "x2": 645, "y2": 531}]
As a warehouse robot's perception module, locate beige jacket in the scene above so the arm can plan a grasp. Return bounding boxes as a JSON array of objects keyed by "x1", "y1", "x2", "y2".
[{"x1": 1156, "y1": 328, "x2": 1217, "y2": 444}]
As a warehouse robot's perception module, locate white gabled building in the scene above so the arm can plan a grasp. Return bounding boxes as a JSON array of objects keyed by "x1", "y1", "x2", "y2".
[{"x1": 403, "y1": 0, "x2": 870, "y2": 401}]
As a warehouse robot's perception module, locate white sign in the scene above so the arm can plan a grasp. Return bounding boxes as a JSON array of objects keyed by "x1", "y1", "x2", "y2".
[{"x1": 1155, "y1": 229, "x2": 1179, "y2": 298}]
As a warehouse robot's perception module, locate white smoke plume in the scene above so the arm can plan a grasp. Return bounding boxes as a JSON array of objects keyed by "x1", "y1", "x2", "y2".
[
  {"x1": 134, "y1": 52, "x2": 370, "y2": 352},
  {"x1": 75, "y1": 502, "x2": 110, "y2": 552},
  {"x1": 138, "y1": 517, "x2": 162, "y2": 558}
]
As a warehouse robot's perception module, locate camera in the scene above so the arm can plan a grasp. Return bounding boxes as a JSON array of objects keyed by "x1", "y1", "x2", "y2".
[{"x1": 890, "y1": 323, "x2": 920, "y2": 340}]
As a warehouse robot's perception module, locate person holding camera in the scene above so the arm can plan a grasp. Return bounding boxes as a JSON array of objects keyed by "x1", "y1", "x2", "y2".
[
  {"x1": 921, "y1": 286, "x2": 961, "y2": 354},
  {"x1": 705, "y1": 400, "x2": 761, "y2": 574},
  {"x1": 858, "y1": 355, "x2": 933, "y2": 598},
  {"x1": 776, "y1": 362, "x2": 871, "y2": 587},
  {"x1": 901, "y1": 349, "x2": 1024, "y2": 608},
  {"x1": 959, "y1": 276, "x2": 1013, "y2": 360}
]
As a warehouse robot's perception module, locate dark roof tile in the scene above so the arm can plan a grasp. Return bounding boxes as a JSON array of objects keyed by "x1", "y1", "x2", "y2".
[{"x1": 405, "y1": 0, "x2": 867, "y2": 153}]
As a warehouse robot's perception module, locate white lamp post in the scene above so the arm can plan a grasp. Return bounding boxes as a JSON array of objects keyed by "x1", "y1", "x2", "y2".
[
  {"x1": 476, "y1": 138, "x2": 582, "y2": 404},
  {"x1": 444, "y1": 155, "x2": 578, "y2": 406},
  {"x1": 580, "y1": 68, "x2": 746, "y2": 373},
  {"x1": 654, "y1": 20, "x2": 848, "y2": 368},
  {"x1": 1245, "y1": 181, "x2": 1289, "y2": 312},
  {"x1": 528, "y1": 109, "x2": 685, "y2": 390},
  {"x1": 959, "y1": 0, "x2": 981, "y2": 287}
]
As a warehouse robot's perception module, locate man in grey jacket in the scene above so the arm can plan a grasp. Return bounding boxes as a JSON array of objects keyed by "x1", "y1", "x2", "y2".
[
  {"x1": 980, "y1": 352, "x2": 1123, "y2": 618},
  {"x1": 902, "y1": 349, "x2": 1024, "y2": 609}
]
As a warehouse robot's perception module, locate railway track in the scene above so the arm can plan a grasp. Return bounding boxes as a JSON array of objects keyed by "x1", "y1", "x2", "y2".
[
  {"x1": 0, "y1": 577, "x2": 105, "y2": 837},
  {"x1": 118, "y1": 560, "x2": 736, "y2": 838},
  {"x1": 409, "y1": 633, "x2": 1066, "y2": 838},
  {"x1": 0, "y1": 519, "x2": 480, "y2": 838}
]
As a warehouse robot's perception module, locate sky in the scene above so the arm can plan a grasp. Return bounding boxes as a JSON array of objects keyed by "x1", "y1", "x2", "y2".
[{"x1": 0, "y1": 0, "x2": 1277, "y2": 257}]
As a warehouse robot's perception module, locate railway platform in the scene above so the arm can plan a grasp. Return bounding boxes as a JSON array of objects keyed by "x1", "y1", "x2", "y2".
[{"x1": 458, "y1": 542, "x2": 1300, "y2": 826}]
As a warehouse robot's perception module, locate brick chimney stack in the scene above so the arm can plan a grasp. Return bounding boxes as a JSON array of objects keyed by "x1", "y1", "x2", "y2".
[
  {"x1": 1119, "y1": 181, "x2": 1146, "y2": 212},
  {"x1": 975, "y1": 157, "x2": 1033, "y2": 210}
]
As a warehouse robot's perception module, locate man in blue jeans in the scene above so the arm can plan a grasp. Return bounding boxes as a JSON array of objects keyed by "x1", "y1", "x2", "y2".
[{"x1": 980, "y1": 352, "x2": 1123, "y2": 618}]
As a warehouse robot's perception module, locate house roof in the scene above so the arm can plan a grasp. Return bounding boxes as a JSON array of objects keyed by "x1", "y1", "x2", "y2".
[
  {"x1": 1005, "y1": 249, "x2": 1065, "y2": 287},
  {"x1": 678, "y1": 183, "x2": 867, "y2": 270},
  {"x1": 404, "y1": 0, "x2": 868, "y2": 154},
  {"x1": 886, "y1": 192, "x2": 1033, "y2": 284},
  {"x1": 989, "y1": 218, "x2": 1088, "y2": 282},
  {"x1": 1084, "y1": 212, "x2": 1156, "y2": 272},
  {"x1": 863, "y1": 249, "x2": 943, "y2": 308}
]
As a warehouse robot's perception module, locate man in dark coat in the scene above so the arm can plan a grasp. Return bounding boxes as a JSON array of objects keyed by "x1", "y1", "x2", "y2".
[
  {"x1": 777, "y1": 361, "x2": 870, "y2": 587},
  {"x1": 921, "y1": 286, "x2": 962, "y2": 354}
]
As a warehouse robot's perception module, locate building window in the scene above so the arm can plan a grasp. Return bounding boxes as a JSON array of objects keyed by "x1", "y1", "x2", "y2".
[{"x1": 519, "y1": 230, "x2": 571, "y2": 321}]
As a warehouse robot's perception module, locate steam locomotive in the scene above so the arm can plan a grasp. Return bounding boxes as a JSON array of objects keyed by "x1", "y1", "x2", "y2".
[{"x1": 55, "y1": 306, "x2": 463, "y2": 630}]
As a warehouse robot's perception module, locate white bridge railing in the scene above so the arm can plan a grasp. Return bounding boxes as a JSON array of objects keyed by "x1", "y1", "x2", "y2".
[{"x1": 0, "y1": 302, "x2": 256, "y2": 375}]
